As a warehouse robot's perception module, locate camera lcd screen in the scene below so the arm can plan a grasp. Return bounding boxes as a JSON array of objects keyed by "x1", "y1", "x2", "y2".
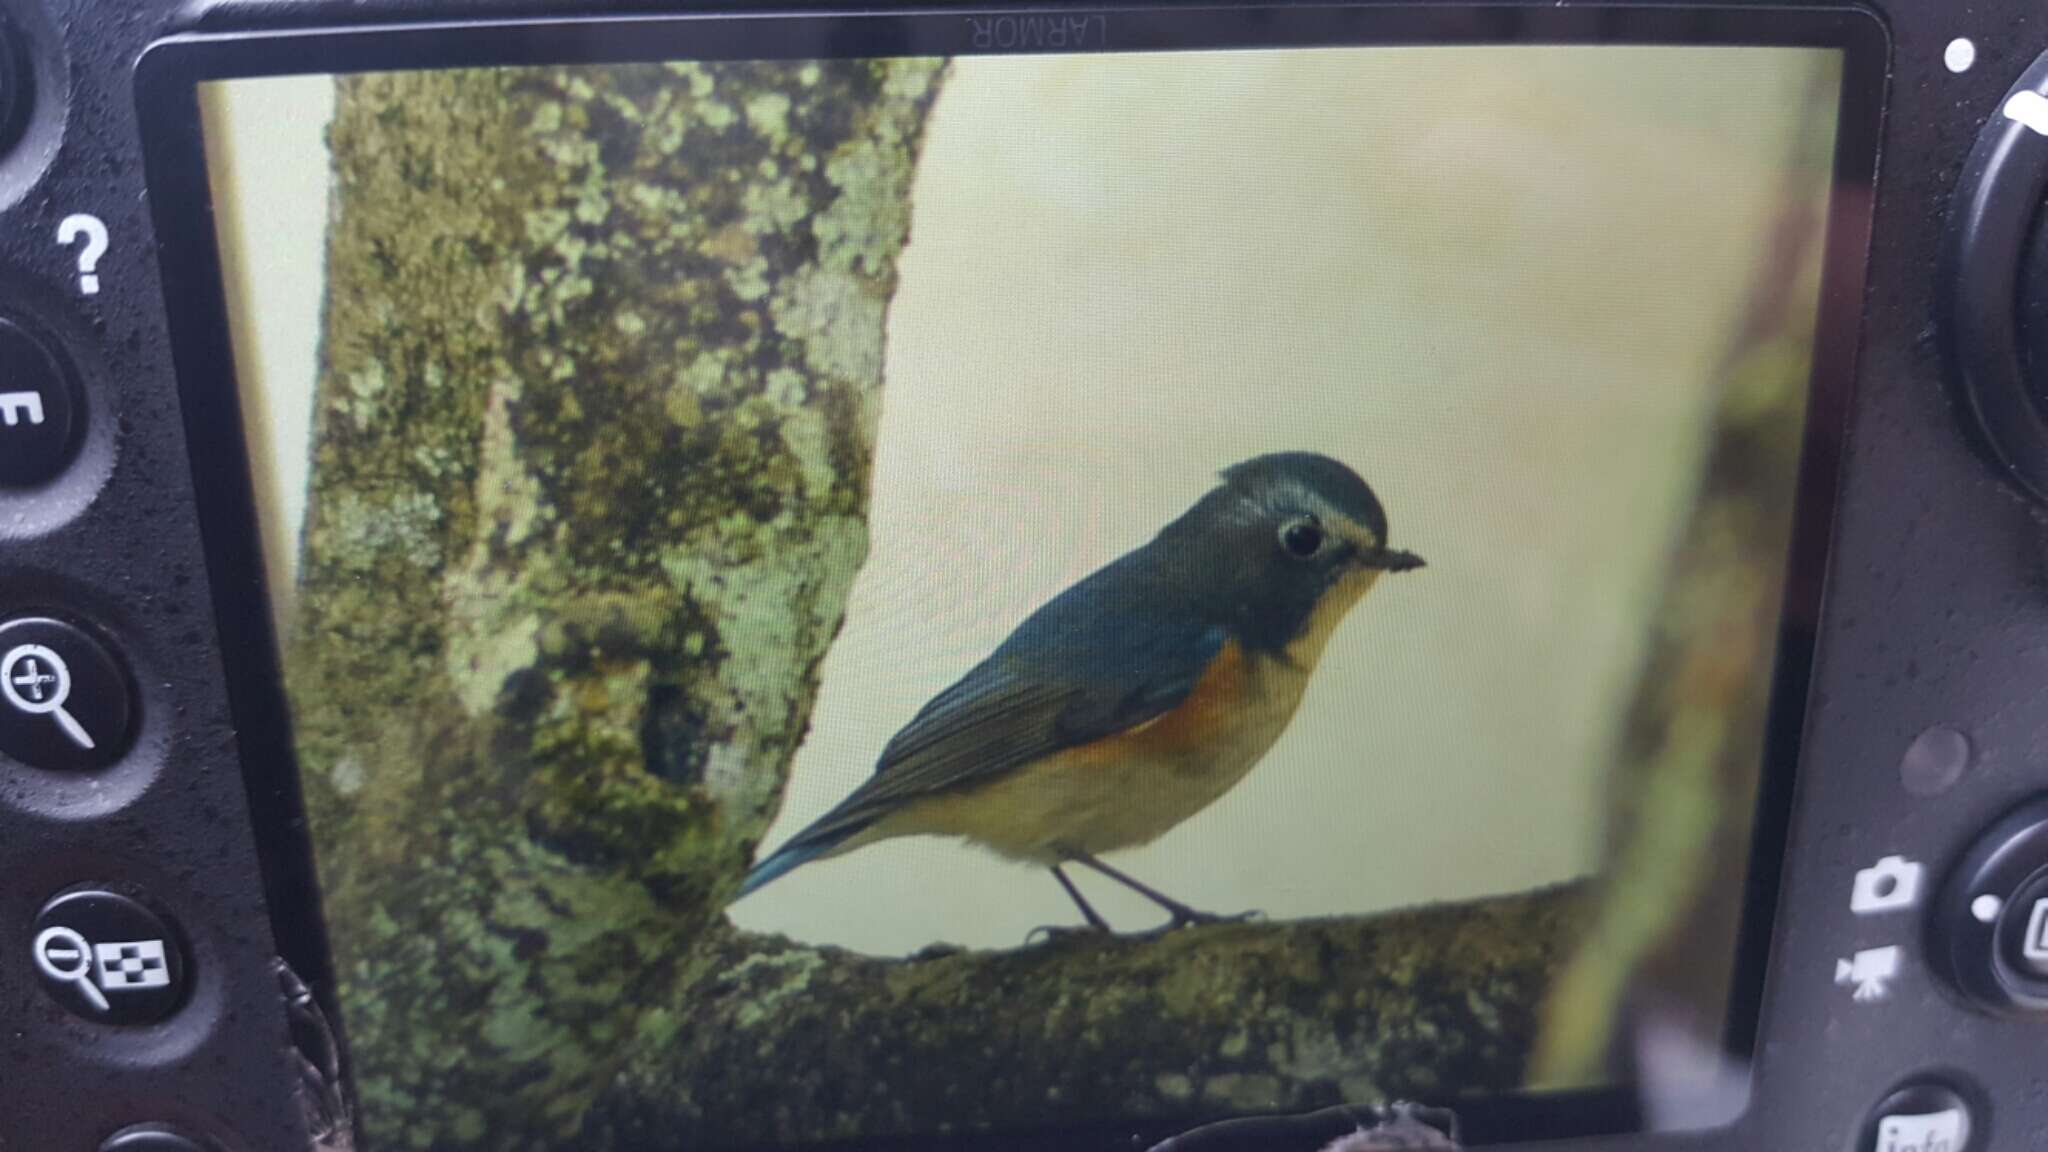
[{"x1": 152, "y1": 11, "x2": 1877, "y2": 1150}]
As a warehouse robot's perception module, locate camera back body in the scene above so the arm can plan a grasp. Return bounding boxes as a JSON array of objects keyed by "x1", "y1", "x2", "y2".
[{"x1": 3, "y1": 1, "x2": 2048, "y2": 1151}]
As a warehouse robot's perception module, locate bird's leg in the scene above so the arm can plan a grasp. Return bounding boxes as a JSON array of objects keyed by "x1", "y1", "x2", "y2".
[
  {"x1": 1068, "y1": 854, "x2": 1257, "y2": 928},
  {"x1": 1025, "y1": 864, "x2": 1113, "y2": 944}
]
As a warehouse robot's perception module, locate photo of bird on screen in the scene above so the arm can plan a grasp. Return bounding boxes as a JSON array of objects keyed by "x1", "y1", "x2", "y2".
[
  {"x1": 736, "y1": 451, "x2": 1423, "y2": 933},
  {"x1": 217, "y1": 45, "x2": 1841, "y2": 1145}
]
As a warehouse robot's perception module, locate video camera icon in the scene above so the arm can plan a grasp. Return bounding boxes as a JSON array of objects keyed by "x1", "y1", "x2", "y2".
[{"x1": 1835, "y1": 945, "x2": 1901, "y2": 1002}]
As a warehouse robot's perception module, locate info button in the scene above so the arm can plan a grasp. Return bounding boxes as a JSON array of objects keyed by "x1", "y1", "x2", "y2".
[{"x1": 1862, "y1": 1080, "x2": 1978, "y2": 1152}]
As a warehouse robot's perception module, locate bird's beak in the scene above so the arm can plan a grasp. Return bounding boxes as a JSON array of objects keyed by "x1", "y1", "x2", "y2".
[{"x1": 1356, "y1": 547, "x2": 1425, "y2": 572}]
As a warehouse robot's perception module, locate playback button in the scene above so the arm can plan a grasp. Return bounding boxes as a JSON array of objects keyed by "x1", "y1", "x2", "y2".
[
  {"x1": 0, "y1": 316, "x2": 79, "y2": 488},
  {"x1": 31, "y1": 888, "x2": 189, "y2": 1025}
]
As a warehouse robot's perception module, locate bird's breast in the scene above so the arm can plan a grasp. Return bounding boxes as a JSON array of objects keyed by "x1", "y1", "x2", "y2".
[{"x1": 895, "y1": 640, "x2": 1315, "y2": 862}]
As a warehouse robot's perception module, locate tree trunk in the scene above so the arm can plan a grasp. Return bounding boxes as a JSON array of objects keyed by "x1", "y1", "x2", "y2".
[{"x1": 293, "y1": 59, "x2": 1589, "y2": 1152}]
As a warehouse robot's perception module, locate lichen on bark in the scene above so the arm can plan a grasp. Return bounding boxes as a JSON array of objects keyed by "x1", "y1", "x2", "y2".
[
  {"x1": 586, "y1": 887, "x2": 1588, "y2": 1147},
  {"x1": 290, "y1": 58, "x2": 945, "y2": 1150}
]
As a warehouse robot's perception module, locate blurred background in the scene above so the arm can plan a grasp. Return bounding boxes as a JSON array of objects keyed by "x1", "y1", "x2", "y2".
[{"x1": 738, "y1": 46, "x2": 1839, "y2": 951}]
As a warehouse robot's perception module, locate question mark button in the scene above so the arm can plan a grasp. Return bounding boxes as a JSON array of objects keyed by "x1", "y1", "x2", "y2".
[
  {"x1": 57, "y1": 214, "x2": 107, "y2": 296},
  {"x1": 0, "y1": 314, "x2": 78, "y2": 487}
]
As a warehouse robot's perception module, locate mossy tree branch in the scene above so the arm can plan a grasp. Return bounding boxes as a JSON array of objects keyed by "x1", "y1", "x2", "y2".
[{"x1": 589, "y1": 891, "x2": 1585, "y2": 1147}]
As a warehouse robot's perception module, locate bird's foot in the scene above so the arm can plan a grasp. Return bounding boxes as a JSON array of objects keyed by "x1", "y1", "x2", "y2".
[
  {"x1": 1158, "y1": 906, "x2": 1264, "y2": 932},
  {"x1": 1024, "y1": 921, "x2": 1112, "y2": 946}
]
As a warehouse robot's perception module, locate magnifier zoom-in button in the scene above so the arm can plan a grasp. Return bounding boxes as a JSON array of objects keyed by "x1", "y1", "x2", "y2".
[{"x1": 0, "y1": 615, "x2": 132, "y2": 771}]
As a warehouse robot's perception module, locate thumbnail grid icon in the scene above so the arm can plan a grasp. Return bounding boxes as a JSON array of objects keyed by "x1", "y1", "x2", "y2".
[{"x1": 93, "y1": 939, "x2": 171, "y2": 990}]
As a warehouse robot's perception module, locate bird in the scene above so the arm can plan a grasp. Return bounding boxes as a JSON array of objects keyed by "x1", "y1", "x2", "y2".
[{"x1": 734, "y1": 451, "x2": 1424, "y2": 932}]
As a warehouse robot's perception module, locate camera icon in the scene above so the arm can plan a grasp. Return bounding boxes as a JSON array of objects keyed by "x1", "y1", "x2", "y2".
[{"x1": 1851, "y1": 855, "x2": 1924, "y2": 915}]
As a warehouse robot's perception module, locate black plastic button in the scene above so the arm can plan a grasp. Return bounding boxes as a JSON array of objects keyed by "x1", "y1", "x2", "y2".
[
  {"x1": 0, "y1": 316, "x2": 80, "y2": 487},
  {"x1": 1860, "y1": 1080, "x2": 1978, "y2": 1152},
  {"x1": 0, "y1": 615, "x2": 133, "y2": 771},
  {"x1": 31, "y1": 888, "x2": 189, "y2": 1025},
  {"x1": 100, "y1": 1127, "x2": 211, "y2": 1152},
  {"x1": 1930, "y1": 793, "x2": 2048, "y2": 1015}
]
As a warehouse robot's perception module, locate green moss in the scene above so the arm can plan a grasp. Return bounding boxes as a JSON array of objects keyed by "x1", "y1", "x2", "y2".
[
  {"x1": 295, "y1": 59, "x2": 946, "y2": 1149},
  {"x1": 745, "y1": 91, "x2": 793, "y2": 141}
]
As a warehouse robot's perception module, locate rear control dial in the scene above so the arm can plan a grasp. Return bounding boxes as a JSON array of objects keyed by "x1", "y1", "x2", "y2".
[{"x1": 1948, "y1": 48, "x2": 2048, "y2": 501}]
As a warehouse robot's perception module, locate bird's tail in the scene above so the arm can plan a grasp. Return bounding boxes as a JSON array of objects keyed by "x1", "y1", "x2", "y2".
[{"x1": 733, "y1": 818, "x2": 864, "y2": 900}]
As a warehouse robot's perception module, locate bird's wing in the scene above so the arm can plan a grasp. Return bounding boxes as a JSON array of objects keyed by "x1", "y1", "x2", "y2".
[{"x1": 805, "y1": 604, "x2": 1228, "y2": 839}]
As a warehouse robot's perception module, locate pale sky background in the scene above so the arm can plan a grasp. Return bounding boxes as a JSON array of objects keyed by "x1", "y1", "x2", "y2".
[{"x1": 205, "y1": 46, "x2": 1837, "y2": 956}]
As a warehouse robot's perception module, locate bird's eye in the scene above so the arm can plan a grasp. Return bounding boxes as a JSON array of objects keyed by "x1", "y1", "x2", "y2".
[{"x1": 1279, "y1": 517, "x2": 1324, "y2": 558}]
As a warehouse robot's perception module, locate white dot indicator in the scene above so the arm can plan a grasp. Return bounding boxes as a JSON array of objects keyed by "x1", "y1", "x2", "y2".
[
  {"x1": 1971, "y1": 894, "x2": 2003, "y2": 923},
  {"x1": 1945, "y1": 38, "x2": 1977, "y2": 74}
]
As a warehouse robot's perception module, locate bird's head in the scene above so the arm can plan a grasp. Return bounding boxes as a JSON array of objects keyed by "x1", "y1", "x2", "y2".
[{"x1": 1162, "y1": 452, "x2": 1423, "y2": 663}]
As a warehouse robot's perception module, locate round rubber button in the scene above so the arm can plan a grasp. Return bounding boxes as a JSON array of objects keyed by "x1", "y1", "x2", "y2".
[
  {"x1": 0, "y1": 316, "x2": 79, "y2": 487},
  {"x1": 1858, "y1": 1080, "x2": 1979, "y2": 1152},
  {"x1": 31, "y1": 888, "x2": 189, "y2": 1025},
  {"x1": 100, "y1": 1127, "x2": 211, "y2": 1152},
  {"x1": 0, "y1": 615, "x2": 133, "y2": 771}
]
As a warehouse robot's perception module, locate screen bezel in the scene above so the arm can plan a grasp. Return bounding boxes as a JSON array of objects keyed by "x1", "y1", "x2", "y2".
[{"x1": 135, "y1": 5, "x2": 1888, "y2": 1148}]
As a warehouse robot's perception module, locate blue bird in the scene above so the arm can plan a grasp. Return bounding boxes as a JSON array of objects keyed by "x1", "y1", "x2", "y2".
[{"x1": 735, "y1": 451, "x2": 1424, "y2": 932}]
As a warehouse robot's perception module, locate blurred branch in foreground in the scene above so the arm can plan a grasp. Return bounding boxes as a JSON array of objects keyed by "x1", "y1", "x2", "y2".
[{"x1": 1530, "y1": 60, "x2": 1843, "y2": 1094}]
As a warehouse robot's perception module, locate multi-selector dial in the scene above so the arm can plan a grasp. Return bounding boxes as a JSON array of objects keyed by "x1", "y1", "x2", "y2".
[{"x1": 1930, "y1": 794, "x2": 2048, "y2": 1016}]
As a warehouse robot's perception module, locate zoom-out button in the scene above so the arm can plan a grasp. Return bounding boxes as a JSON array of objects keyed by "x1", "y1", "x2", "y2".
[{"x1": 31, "y1": 887, "x2": 189, "y2": 1025}]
